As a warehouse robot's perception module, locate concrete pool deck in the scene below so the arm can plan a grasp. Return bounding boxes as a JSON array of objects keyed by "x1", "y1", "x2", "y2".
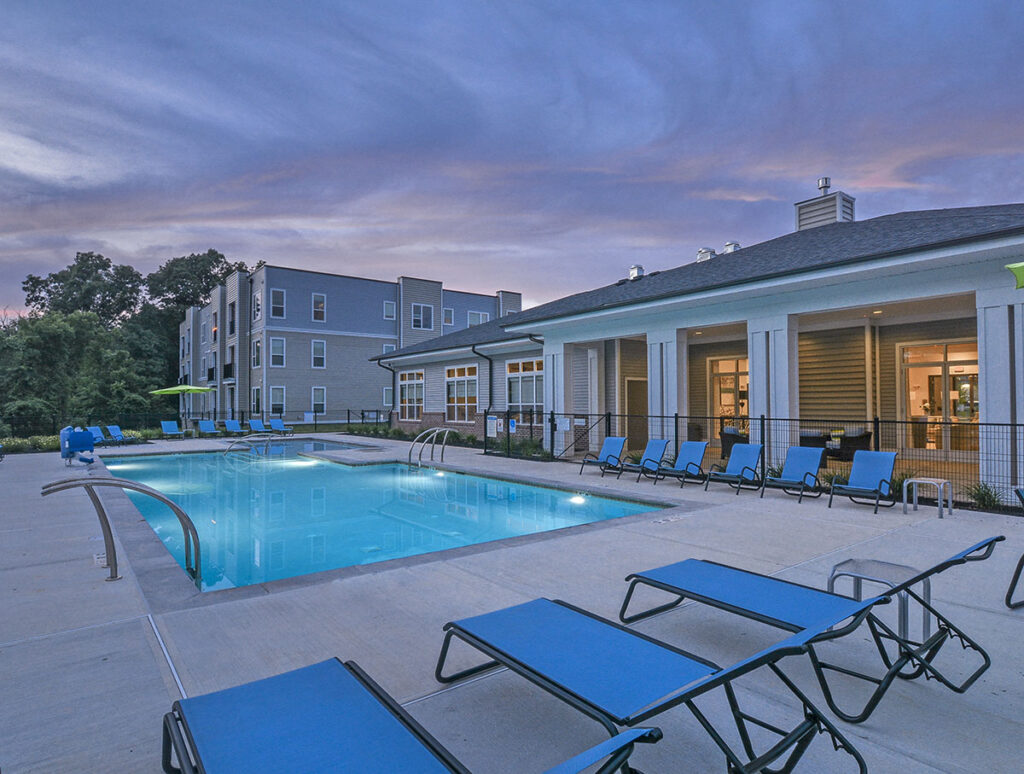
[{"x1": 1, "y1": 433, "x2": 1021, "y2": 772}]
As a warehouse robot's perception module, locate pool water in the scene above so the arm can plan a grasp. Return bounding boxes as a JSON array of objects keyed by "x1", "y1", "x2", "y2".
[
  {"x1": 103, "y1": 452, "x2": 658, "y2": 590},
  {"x1": 231, "y1": 438, "x2": 362, "y2": 455}
]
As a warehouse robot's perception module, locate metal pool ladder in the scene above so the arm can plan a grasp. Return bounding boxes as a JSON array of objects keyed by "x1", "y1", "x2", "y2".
[
  {"x1": 409, "y1": 427, "x2": 453, "y2": 468},
  {"x1": 223, "y1": 433, "x2": 278, "y2": 456},
  {"x1": 41, "y1": 476, "x2": 203, "y2": 589}
]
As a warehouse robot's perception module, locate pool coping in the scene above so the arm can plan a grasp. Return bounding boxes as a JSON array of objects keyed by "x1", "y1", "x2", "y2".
[{"x1": 95, "y1": 449, "x2": 685, "y2": 614}]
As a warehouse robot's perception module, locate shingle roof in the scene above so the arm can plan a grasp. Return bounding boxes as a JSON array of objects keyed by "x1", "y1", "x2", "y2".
[
  {"x1": 372, "y1": 314, "x2": 534, "y2": 360},
  {"x1": 507, "y1": 203, "x2": 1024, "y2": 326}
]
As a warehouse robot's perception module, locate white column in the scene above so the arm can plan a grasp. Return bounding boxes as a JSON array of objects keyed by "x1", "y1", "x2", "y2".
[
  {"x1": 542, "y1": 340, "x2": 569, "y2": 454},
  {"x1": 976, "y1": 288, "x2": 1024, "y2": 490},
  {"x1": 646, "y1": 327, "x2": 678, "y2": 442},
  {"x1": 747, "y1": 314, "x2": 800, "y2": 463}
]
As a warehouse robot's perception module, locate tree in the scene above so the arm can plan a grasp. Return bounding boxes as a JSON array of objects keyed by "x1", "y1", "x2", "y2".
[
  {"x1": 22, "y1": 252, "x2": 144, "y2": 327},
  {"x1": 146, "y1": 249, "x2": 248, "y2": 312}
]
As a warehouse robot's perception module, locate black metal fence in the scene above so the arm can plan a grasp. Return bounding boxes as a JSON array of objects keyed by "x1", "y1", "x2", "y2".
[{"x1": 485, "y1": 410, "x2": 1023, "y2": 510}]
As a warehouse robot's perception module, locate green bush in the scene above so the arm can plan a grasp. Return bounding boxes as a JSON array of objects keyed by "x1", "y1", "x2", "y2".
[
  {"x1": 462, "y1": 434, "x2": 477, "y2": 448},
  {"x1": 766, "y1": 463, "x2": 784, "y2": 479},
  {"x1": 820, "y1": 470, "x2": 847, "y2": 488},
  {"x1": 965, "y1": 482, "x2": 1004, "y2": 511},
  {"x1": 0, "y1": 434, "x2": 61, "y2": 453},
  {"x1": 889, "y1": 470, "x2": 917, "y2": 499}
]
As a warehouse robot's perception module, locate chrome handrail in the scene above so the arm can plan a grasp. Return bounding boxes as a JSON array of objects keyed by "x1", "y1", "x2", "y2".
[
  {"x1": 41, "y1": 476, "x2": 202, "y2": 588},
  {"x1": 223, "y1": 433, "x2": 277, "y2": 455},
  {"x1": 408, "y1": 427, "x2": 453, "y2": 468}
]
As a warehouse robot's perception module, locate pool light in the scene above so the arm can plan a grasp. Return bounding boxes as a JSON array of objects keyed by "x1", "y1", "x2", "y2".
[{"x1": 569, "y1": 495, "x2": 587, "y2": 505}]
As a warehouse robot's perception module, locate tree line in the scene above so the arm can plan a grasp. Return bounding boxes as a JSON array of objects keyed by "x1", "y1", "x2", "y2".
[{"x1": 0, "y1": 250, "x2": 253, "y2": 433}]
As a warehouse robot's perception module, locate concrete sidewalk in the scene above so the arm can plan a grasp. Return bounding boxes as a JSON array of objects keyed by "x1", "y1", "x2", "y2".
[{"x1": 1, "y1": 435, "x2": 1021, "y2": 772}]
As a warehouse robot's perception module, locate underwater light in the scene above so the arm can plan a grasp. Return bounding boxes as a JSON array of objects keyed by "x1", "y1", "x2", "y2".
[{"x1": 569, "y1": 495, "x2": 587, "y2": 505}]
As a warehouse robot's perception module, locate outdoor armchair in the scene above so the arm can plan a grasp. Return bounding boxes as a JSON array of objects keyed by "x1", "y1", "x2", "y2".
[
  {"x1": 828, "y1": 450, "x2": 897, "y2": 513},
  {"x1": 197, "y1": 420, "x2": 221, "y2": 436},
  {"x1": 161, "y1": 420, "x2": 186, "y2": 439},
  {"x1": 650, "y1": 440, "x2": 707, "y2": 486},
  {"x1": 578, "y1": 436, "x2": 626, "y2": 477},
  {"x1": 704, "y1": 442, "x2": 762, "y2": 494},
  {"x1": 827, "y1": 428, "x2": 872, "y2": 461},
  {"x1": 760, "y1": 445, "x2": 825, "y2": 502},
  {"x1": 618, "y1": 536, "x2": 1005, "y2": 723},
  {"x1": 617, "y1": 438, "x2": 670, "y2": 481},
  {"x1": 436, "y1": 597, "x2": 866, "y2": 773},
  {"x1": 161, "y1": 657, "x2": 661, "y2": 774}
]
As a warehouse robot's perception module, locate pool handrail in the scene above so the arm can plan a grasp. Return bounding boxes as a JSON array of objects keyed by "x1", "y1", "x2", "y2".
[
  {"x1": 223, "y1": 434, "x2": 278, "y2": 456},
  {"x1": 41, "y1": 475, "x2": 202, "y2": 588},
  {"x1": 409, "y1": 427, "x2": 453, "y2": 468}
]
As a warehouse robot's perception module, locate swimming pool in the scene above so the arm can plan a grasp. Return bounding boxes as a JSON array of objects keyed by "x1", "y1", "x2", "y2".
[
  {"x1": 103, "y1": 452, "x2": 659, "y2": 591},
  {"x1": 228, "y1": 437, "x2": 363, "y2": 455}
]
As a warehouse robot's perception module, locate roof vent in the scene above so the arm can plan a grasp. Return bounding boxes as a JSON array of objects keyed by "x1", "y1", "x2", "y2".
[
  {"x1": 696, "y1": 247, "x2": 716, "y2": 262},
  {"x1": 794, "y1": 177, "x2": 855, "y2": 231},
  {"x1": 628, "y1": 264, "x2": 645, "y2": 280},
  {"x1": 722, "y1": 241, "x2": 741, "y2": 253}
]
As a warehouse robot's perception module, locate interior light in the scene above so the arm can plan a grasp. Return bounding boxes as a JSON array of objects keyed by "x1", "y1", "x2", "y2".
[
  {"x1": 872, "y1": 310, "x2": 883, "y2": 315},
  {"x1": 693, "y1": 330, "x2": 703, "y2": 335}
]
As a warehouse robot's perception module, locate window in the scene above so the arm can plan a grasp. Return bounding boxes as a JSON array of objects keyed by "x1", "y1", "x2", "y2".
[
  {"x1": 311, "y1": 386, "x2": 326, "y2": 415},
  {"x1": 446, "y1": 365, "x2": 478, "y2": 422},
  {"x1": 270, "y1": 337, "x2": 285, "y2": 367},
  {"x1": 252, "y1": 291, "x2": 262, "y2": 321},
  {"x1": 507, "y1": 359, "x2": 544, "y2": 423},
  {"x1": 443, "y1": 307, "x2": 454, "y2": 326},
  {"x1": 383, "y1": 343, "x2": 396, "y2": 354},
  {"x1": 383, "y1": 300, "x2": 396, "y2": 320},
  {"x1": 411, "y1": 303, "x2": 433, "y2": 330},
  {"x1": 270, "y1": 289, "x2": 286, "y2": 318},
  {"x1": 211, "y1": 312, "x2": 218, "y2": 343},
  {"x1": 311, "y1": 340, "x2": 326, "y2": 369},
  {"x1": 251, "y1": 387, "x2": 262, "y2": 414},
  {"x1": 180, "y1": 336, "x2": 185, "y2": 357},
  {"x1": 398, "y1": 370, "x2": 424, "y2": 420},
  {"x1": 200, "y1": 322, "x2": 207, "y2": 344},
  {"x1": 228, "y1": 302, "x2": 236, "y2": 335},
  {"x1": 383, "y1": 386, "x2": 393, "y2": 407},
  {"x1": 468, "y1": 311, "x2": 489, "y2": 326},
  {"x1": 200, "y1": 356, "x2": 206, "y2": 379},
  {"x1": 270, "y1": 386, "x2": 285, "y2": 415},
  {"x1": 186, "y1": 331, "x2": 190, "y2": 354},
  {"x1": 311, "y1": 293, "x2": 326, "y2": 322},
  {"x1": 901, "y1": 340, "x2": 979, "y2": 450},
  {"x1": 251, "y1": 339, "x2": 261, "y2": 368},
  {"x1": 709, "y1": 358, "x2": 749, "y2": 418}
]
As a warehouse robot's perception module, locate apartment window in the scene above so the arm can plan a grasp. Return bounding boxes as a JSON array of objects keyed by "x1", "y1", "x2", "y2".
[
  {"x1": 186, "y1": 331, "x2": 190, "y2": 354},
  {"x1": 180, "y1": 336, "x2": 185, "y2": 358},
  {"x1": 446, "y1": 365, "x2": 478, "y2": 422},
  {"x1": 311, "y1": 340, "x2": 326, "y2": 369},
  {"x1": 251, "y1": 339, "x2": 261, "y2": 368},
  {"x1": 228, "y1": 302, "x2": 236, "y2": 335},
  {"x1": 251, "y1": 387, "x2": 262, "y2": 414},
  {"x1": 211, "y1": 312, "x2": 218, "y2": 342},
  {"x1": 468, "y1": 311, "x2": 489, "y2": 327},
  {"x1": 200, "y1": 322, "x2": 207, "y2": 344},
  {"x1": 709, "y1": 358, "x2": 749, "y2": 418},
  {"x1": 383, "y1": 343, "x2": 396, "y2": 354},
  {"x1": 270, "y1": 386, "x2": 285, "y2": 415},
  {"x1": 252, "y1": 292, "x2": 262, "y2": 321},
  {"x1": 398, "y1": 370, "x2": 424, "y2": 420},
  {"x1": 311, "y1": 386, "x2": 326, "y2": 415},
  {"x1": 411, "y1": 303, "x2": 433, "y2": 330},
  {"x1": 311, "y1": 293, "x2": 326, "y2": 322},
  {"x1": 383, "y1": 386, "x2": 393, "y2": 407},
  {"x1": 383, "y1": 300, "x2": 396, "y2": 320},
  {"x1": 443, "y1": 307, "x2": 454, "y2": 326},
  {"x1": 270, "y1": 337, "x2": 285, "y2": 367},
  {"x1": 200, "y1": 356, "x2": 206, "y2": 379},
  {"x1": 270, "y1": 289, "x2": 286, "y2": 318},
  {"x1": 507, "y1": 359, "x2": 544, "y2": 423}
]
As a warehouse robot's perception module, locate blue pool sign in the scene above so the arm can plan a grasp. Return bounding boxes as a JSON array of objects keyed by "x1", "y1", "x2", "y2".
[{"x1": 509, "y1": 419, "x2": 517, "y2": 433}]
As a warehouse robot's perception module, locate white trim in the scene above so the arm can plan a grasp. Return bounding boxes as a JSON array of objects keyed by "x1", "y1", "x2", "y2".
[
  {"x1": 895, "y1": 336, "x2": 978, "y2": 423},
  {"x1": 468, "y1": 310, "x2": 490, "y2": 326},
  {"x1": 311, "y1": 385, "x2": 326, "y2": 414},
  {"x1": 311, "y1": 292, "x2": 327, "y2": 323},
  {"x1": 444, "y1": 362, "x2": 479, "y2": 423},
  {"x1": 269, "y1": 337, "x2": 286, "y2": 367},
  {"x1": 251, "y1": 338, "x2": 262, "y2": 368},
  {"x1": 269, "y1": 288, "x2": 286, "y2": 319},
  {"x1": 311, "y1": 339, "x2": 326, "y2": 369},
  {"x1": 383, "y1": 300, "x2": 396, "y2": 320},
  {"x1": 707, "y1": 355, "x2": 750, "y2": 417},
  {"x1": 443, "y1": 307, "x2": 455, "y2": 326},
  {"x1": 383, "y1": 386, "x2": 394, "y2": 407},
  {"x1": 269, "y1": 385, "x2": 286, "y2": 415},
  {"x1": 411, "y1": 303, "x2": 434, "y2": 331},
  {"x1": 378, "y1": 337, "x2": 540, "y2": 365},
  {"x1": 261, "y1": 325, "x2": 396, "y2": 339},
  {"x1": 383, "y1": 343, "x2": 396, "y2": 354},
  {"x1": 251, "y1": 386, "x2": 262, "y2": 414}
]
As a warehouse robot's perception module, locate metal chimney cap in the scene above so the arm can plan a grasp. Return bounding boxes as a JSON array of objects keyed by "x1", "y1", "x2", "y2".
[
  {"x1": 696, "y1": 247, "x2": 717, "y2": 262},
  {"x1": 723, "y1": 241, "x2": 741, "y2": 253},
  {"x1": 628, "y1": 264, "x2": 645, "y2": 280},
  {"x1": 817, "y1": 176, "x2": 831, "y2": 195}
]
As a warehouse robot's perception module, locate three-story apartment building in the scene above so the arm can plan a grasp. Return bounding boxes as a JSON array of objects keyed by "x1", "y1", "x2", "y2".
[{"x1": 178, "y1": 265, "x2": 520, "y2": 423}]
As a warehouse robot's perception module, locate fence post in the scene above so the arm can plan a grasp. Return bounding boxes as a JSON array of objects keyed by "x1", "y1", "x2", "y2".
[
  {"x1": 505, "y1": 410, "x2": 512, "y2": 457},
  {"x1": 483, "y1": 414, "x2": 489, "y2": 454},
  {"x1": 673, "y1": 413, "x2": 679, "y2": 452},
  {"x1": 314, "y1": 412, "x2": 318, "y2": 432},
  {"x1": 549, "y1": 411, "x2": 556, "y2": 454},
  {"x1": 347, "y1": 409, "x2": 351, "y2": 425},
  {"x1": 760, "y1": 414, "x2": 767, "y2": 479},
  {"x1": 873, "y1": 416, "x2": 881, "y2": 451},
  {"x1": 604, "y1": 412, "x2": 611, "y2": 438}
]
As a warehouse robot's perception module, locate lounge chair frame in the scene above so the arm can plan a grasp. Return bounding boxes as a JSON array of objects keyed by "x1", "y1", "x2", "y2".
[
  {"x1": 162, "y1": 657, "x2": 660, "y2": 774},
  {"x1": 827, "y1": 450, "x2": 897, "y2": 514},
  {"x1": 704, "y1": 443, "x2": 763, "y2": 494},
  {"x1": 436, "y1": 598, "x2": 866, "y2": 773},
  {"x1": 1007, "y1": 492, "x2": 1023, "y2": 609},
  {"x1": 617, "y1": 439, "x2": 669, "y2": 482},
  {"x1": 578, "y1": 437, "x2": 626, "y2": 478},
  {"x1": 619, "y1": 536, "x2": 1004, "y2": 723},
  {"x1": 649, "y1": 441, "x2": 708, "y2": 486},
  {"x1": 760, "y1": 447, "x2": 825, "y2": 503}
]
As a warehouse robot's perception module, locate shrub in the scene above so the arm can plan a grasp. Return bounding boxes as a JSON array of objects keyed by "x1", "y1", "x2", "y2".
[
  {"x1": 819, "y1": 470, "x2": 847, "y2": 488},
  {"x1": 388, "y1": 427, "x2": 410, "y2": 440},
  {"x1": 462, "y1": 434, "x2": 477, "y2": 448},
  {"x1": 766, "y1": 463, "x2": 784, "y2": 479},
  {"x1": 888, "y1": 470, "x2": 917, "y2": 499},
  {"x1": 964, "y1": 482, "x2": 1004, "y2": 511}
]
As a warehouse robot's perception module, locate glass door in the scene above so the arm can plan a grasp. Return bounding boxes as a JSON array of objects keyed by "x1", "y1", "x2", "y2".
[{"x1": 901, "y1": 341, "x2": 978, "y2": 451}]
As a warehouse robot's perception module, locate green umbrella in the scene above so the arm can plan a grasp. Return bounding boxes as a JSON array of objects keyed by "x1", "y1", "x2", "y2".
[
  {"x1": 1007, "y1": 261, "x2": 1024, "y2": 290},
  {"x1": 150, "y1": 385, "x2": 216, "y2": 395}
]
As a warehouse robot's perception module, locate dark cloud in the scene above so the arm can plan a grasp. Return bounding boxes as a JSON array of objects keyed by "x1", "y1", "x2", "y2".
[{"x1": 1, "y1": 1, "x2": 1023, "y2": 311}]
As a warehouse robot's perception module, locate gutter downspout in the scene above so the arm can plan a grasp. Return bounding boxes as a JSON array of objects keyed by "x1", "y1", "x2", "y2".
[
  {"x1": 471, "y1": 344, "x2": 495, "y2": 414},
  {"x1": 377, "y1": 359, "x2": 397, "y2": 422}
]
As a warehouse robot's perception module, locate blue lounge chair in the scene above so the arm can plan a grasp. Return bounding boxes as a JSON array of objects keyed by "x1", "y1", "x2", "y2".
[
  {"x1": 196, "y1": 420, "x2": 221, "y2": 436},
  {"x1": 223, "y1": 419, "x2": 243, "y2": 435},
  {"x1": 704, "y1": 442, "x2": 762, "y2": 493},
  {"x1": 105, "y1": 425, "x2": 136, "y2": 444},
  {"x1": 436, "y1": 598, "x2": 866, "y2": 773},
  {"x1": 828, "y1": 450, "x2": 897, "y2": 513},
  {"x1": 618, "y1": 438, "x2": 669, "y2": 481},
  {"x1": 619, "y1": 535, "x2": 1005, "y2": 723},
  {"x1": 161, "y1": 420, "x2": 186, "y2": 439},
  {"x1": 760, "y1": 445, "x2": 825, "y2": 502},
  {"x1": 248, "y1": 418, "x2": 269, "y2": 434},
  {"x1": 578, "y1": 437, "x2": 625, "y2": 477},
  {"x1": 650, "y1": 441, "x2": 707, "y2": 486},
  {"x1": 269, "y1": 418, "x2": 294, "y2": 435},
  {"x1": 162, "y1": 657, "x2": 661, "y2": 774},
  {"x1": 86, "y1": 426, "x2": 110, "y2": 445},
  {"x1": 59, "y1": 427, "x2": 95, "y2": 465}
]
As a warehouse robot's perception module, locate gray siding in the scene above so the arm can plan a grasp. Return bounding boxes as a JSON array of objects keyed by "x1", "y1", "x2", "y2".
[
  {"x1": 441, "y1": 290, "x2": 499, "y2": 333},
  {"x1": 798, "y1": 327, "x2": 867, "y2": 421},
  {"x1": 399, "y1": 276, "x2": 443, "y2": 348},
  {"x1": 604, "y1": 340, "x2": 617, "y2": 412},
  {"x1": 570, "y1": 347, "x2": 589, "y2": 413},
  {"x1": 687, "y1": 340, "x2": 747, "y2": 417}
]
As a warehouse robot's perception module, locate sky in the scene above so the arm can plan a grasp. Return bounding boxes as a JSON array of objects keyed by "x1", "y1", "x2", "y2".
[{"x1": 2, "y1": 0, "x2": 1023, "y2": 313}]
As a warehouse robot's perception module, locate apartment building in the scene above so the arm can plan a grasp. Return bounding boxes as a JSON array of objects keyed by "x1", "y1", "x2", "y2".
[{"x1": 178, "y1": 265, "x2": 520, "y2": 422}]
